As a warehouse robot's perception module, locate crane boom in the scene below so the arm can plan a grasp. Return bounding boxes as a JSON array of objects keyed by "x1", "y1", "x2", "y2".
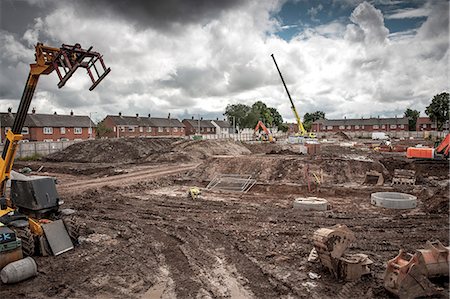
[
  {"x1": 0, "y1": 43, "x2": 110, "y2": 205},
  {"x1": 270, "y1": 54, "x2": 308, "y2": 136}
]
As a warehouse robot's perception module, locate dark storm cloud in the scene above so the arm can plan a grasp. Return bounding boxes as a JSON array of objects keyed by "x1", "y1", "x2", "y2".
[
  {"x1": 72, "y1": 0, "x2": 243, "y2": 31},
  {"x1": 0, "y1": 0, "x2": 56, "y2": 34}
]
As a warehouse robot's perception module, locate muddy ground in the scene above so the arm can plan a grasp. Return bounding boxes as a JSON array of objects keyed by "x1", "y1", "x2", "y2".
[{"x1": 2, "y1": 139, "x2": 449, "y2": 299}]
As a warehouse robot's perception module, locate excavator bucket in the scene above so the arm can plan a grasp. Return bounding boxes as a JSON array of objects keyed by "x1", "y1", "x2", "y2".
[
  {"x1": 313, "y1": 224, "x2": 373, "y2": 281},
  {"x1": 384, "y1": 241, "x2": 449, "y2": 299}
]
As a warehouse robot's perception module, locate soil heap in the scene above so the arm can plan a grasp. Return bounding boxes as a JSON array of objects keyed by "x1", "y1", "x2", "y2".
[{"x1": 46, "y1": 138, "x2": 250, "y2": 164}]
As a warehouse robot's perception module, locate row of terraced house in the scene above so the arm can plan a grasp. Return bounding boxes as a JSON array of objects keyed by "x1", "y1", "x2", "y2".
[
  {"x1": 100, "y1": 113, "x2": 234, "y2": 138},
  {"x1": 0, "y1": 109, "x2": 445, "y2": 142}
]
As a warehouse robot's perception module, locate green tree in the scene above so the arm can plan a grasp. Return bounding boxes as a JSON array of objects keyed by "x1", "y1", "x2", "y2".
[
  {"x1": 404, "y1": 108, "x2": 420, "y2": 131},
  {"x1": 268, "y1": 107, "x2": 284, "y2": 128},
  {"x1": 96, "y1": 121, "x2": 112, "y2": 138},
  {"x1": 303, "y1": 111, "x2": 326, "y2": 131},
  {"x1": 224, "y1": 104, "x2": 251, "y2": 129},
  {"x1": 225, "y1": 101, "x2": 285, "y2": 131},
  {"x1": 425, "y1": 92, "x2": 449, "y2": 130}
]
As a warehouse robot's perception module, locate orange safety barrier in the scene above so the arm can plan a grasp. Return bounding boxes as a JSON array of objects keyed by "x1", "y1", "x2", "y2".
[{"x1": 406, "y1": 147, "x2": 434, "y2": 159}]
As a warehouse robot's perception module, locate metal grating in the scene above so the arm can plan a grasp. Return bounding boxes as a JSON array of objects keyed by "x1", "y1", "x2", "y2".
[{"x1": 206, "y1": 174, "x2": 256, "y2": 193}]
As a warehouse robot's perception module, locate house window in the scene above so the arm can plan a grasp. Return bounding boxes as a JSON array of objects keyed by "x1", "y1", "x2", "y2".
[
  {"x1": 361, "y1": 125, "x2": 365, "y2": 129},
  {"x1": 147, "y1": 127, "x2": 152, "y2": 132},
  {"x1": 355, "y1": 125, "x2": 360, "y2": 129},
  {"x1": 381, "y1": 125, "x2": 386, "y2": 129},
  {"x1": 88, "y1": 127, "x2": 92, "y2": 135},
  {"x1": 43, "y1": 127, "x2": 53, "y2": 134},
  {"x1": 390, "y1": 124, "x2": 397, "y2": 129},
  {"x1": 43, "y1": 139, "x2": 53, "y2": 142},
  {"x1": 173, "y1": 127, "x2": 178, "y2": 132},
  {"x1": 139, "y1": 127, "x2": 143, "y2": 133},
  {"x1": 128, "y1": 126, "x2": 135, "y2": 132},
  {"x1": 181, "y1": 128, "x2": 184, "y2": 132},
  {"x1": 60, "y1": 127, "x2": 66, "y2": 134},
  {"x1": 207, "y1": 128, "x2": 210, "y2": 132},
  {"x1": 327, "y1": 126, "x2": 333, "y2": 130},
  {"x1": 339, "y1": 125, "x2": 345, "y2": 129},
  {"x1": 400, "y1": 124, "x2": 404, "y2": 129},
  {"x1": 431, "y1": 123, "x2": 437, "y2": 129},
  {"x1": 322, "y1": 126, "x2": 326, "y2": 130},
  {"x1": 21, "y1": 127, "x2": 29, "y2": 134},
  {"x1": 373, "y1": 125, "x2": 379, "y2": 129},
  {"x1": 113, "y1": 127, "x2": 116, "y2": 132},
  {"x1": 120, "y1": 126, "x2": 125, "y2": 132},
  {"x1": 346, "y1": 125, "x2": 351, "y2": 130},
  {"x1": 165, "y1": 127, "x2": 169, "y2": 132},
  {"x1": 74, "y1": 127, "x2": 82, "y2": 134},
  {"x1": 158, "y1": 127, "x2": 163, "y2": 132}
]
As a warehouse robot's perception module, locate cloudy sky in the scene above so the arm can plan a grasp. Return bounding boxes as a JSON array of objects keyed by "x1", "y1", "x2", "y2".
[{"x1": 0, "y1": 0, "x2": 448, "y2": 123}]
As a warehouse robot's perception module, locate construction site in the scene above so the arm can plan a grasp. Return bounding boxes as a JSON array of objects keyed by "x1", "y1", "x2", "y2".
[
  {"x1": 0, "y1": 134, "x2": 447, "y2": 299},
  {"x1": 0, "y1": 34, "x2": 448, "y2": 299}
]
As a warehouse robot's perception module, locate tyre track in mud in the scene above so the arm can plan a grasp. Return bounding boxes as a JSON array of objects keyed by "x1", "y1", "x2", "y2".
[{"x1": 58, "y1": 163, "x2": 198, "y2": 193}]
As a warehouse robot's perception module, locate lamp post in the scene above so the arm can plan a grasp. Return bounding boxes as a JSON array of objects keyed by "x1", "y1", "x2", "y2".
[{"x1": 89, "y1": 112, "x2": 97, "y2": 139}]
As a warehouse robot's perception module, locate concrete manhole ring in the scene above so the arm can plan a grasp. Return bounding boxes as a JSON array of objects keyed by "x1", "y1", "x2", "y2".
[
  {"x1": 293, "y1": 197, "x2": 328, "y2": 211},
  {"x1": 370, "y1": 192, "x2": 417, "y2": 209}
]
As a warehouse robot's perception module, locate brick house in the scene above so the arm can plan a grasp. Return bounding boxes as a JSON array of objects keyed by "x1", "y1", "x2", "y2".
[
  {"x1": 0, "y1": 109, "x2": 95, "y2": 142},
  {"x1": 182, "y1": 118, "x2": 216, "y2": 135},
  {"x1": 101, "y1": 113, "x2": 185, "y2": 138},
  {"x1": 414, "y1": 117, "x2": 450, "y2": 131},
  {"x1": 312, "y1": 117, "x2": 409, "y2": 133},
  {"x1": 211, "y1": 119, "x2": 234, "y2": 135}
]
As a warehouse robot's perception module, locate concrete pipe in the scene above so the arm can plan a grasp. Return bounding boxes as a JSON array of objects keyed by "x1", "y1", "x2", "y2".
[
  {"x1": 293, "y1": 197, "x2": 329, "y2": 211},
  {"x1": 371, "y1": 192, "x2": 417, "y2": 209}
]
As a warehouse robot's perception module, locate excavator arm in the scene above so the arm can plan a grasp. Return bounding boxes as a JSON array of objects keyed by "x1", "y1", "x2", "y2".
[{"x1": 0, "y1": 43, "x2": 110, "y2": 208}]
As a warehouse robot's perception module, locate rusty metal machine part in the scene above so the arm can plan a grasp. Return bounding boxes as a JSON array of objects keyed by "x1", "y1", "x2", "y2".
[
  {"x1": 312, "y1": 224, "x2": 373, "y2": 281},
  {"x1": 384, "y1": 240, "x2": 449, "y2": 299}
]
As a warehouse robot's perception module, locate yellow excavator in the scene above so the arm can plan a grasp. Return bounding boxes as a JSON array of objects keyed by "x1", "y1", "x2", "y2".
[
  {"x1": 0, "y1": 43, "x2": 110, "y2": 256},
  {"x1": 271, "y1": 54, "x2": 316, "y2": 139}
]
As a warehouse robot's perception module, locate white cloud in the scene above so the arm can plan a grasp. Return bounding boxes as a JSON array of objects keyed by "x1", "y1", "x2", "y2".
[
  {"x1": 386, "y1": 7, "x2": 431, "y2": 19},
  {"x1": 0, "y1": 0, "x2": 448, "y2": 123}
]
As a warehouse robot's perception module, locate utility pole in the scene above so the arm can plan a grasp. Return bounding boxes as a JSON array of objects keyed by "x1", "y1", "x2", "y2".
[
  {"x1": 89, "y1": 112, "x2": 97, "y2": 139},
  {"x1": 198, "y1": 114, "x2": 201, "y2": 135}
]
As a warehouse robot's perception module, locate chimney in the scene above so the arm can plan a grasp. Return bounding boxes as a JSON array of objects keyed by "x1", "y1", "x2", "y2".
[
  {"x1": 119, "y1": 112, "x2": 122, "y2": 117},
  {"x1": 54, "y1": 111, "x2": 57, "y2": 115},
  {"x1": 344, "y1": 116, "x2": 346, "y2": 119},
  {"x1": 191, "y1": 116, "x2": 194, "y2": 120},
  {"x1": 216, "y1": 117, "x2": 218, "y2": 120},
  {"x1": 32, "y1": 107, "x2": 36, "y2": 114},
  {"x1": 200, "y1": 117, "x2": 203, "y2": 121},
  {"x1": 168, "y1": 113, "x2": 171, "y2": 119},
  {"x1": 7, "y1": 107, "x2": 12, "y2": 114},
  {"x1": 136, "y1": 113, "x2": 139, "y2": 118},
  {"x1": 148, "y1": 114, "x2": 151, "y2": 118},
  {"x1": 70, "y1": 110, "x2": 73, "y2": 116}
]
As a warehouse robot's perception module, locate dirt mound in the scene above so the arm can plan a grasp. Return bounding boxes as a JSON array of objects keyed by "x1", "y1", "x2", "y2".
[
  {"x1": 333, "y1": 131, "x2": 351, "y2": 140},
  {"x1": 191, "y1": 155, "x2": 387, "y2": 185},
  {"x1": 46, "y1": 138, "x2": 250, "y2": 164},
  {"x1": 421, "y1": 182, "x2": 450, "y2": 213}
]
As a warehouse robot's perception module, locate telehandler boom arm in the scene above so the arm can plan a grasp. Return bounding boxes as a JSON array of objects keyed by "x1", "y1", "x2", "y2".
[{"x1": 0, "y1": 43, "x2": 110, "y2": 206}]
